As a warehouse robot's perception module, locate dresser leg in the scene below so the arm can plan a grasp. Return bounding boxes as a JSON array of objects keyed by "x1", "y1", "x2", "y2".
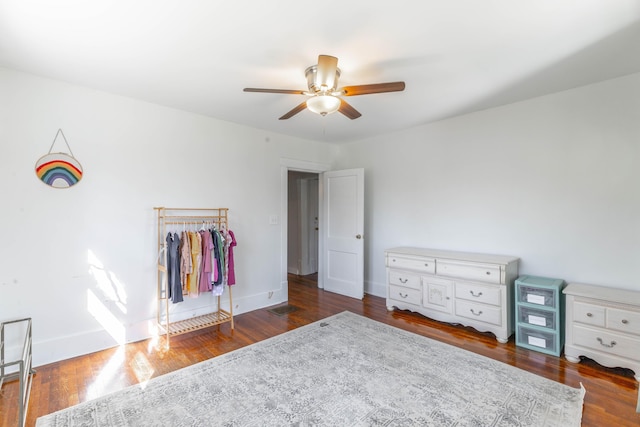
[
  {"x1": 565, "y1": 355, "x2": 581, "y2": 363},
  {"x1": 496, "y1": 337, "x2": 508, "y2": 344},
  {"x1": 386, "y1": 305, "x2": 395, "y2": 312}
]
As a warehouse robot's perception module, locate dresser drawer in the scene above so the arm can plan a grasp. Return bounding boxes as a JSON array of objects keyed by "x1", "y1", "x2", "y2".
[
  {"x1": 573, "y1": 301, "x2": 605, "y2": 327},
  {"x1": 455, "y1": 281, "x2": 501, "y2": 306},
  {"x1": 455, "y1": 300, "x2": 502, "y2": 326},
  {"x1": 437, "y1": 261, "x2": 501, "y2": 284},
  {"x1": 388, "y1": 270, "x2": 421, "y2": 290},
  {"x1": 607, "y1": 307, "x2": 640, "y2": 337},
  {"x1": 387, "y1": 255, "x2": 435, "y2": 274},
  {"x1": 572, "y1": 324, "x2": 640, "y2": 361},
  {"x1": 388, "y1": 284, "x2": 421, "y2": 306}
]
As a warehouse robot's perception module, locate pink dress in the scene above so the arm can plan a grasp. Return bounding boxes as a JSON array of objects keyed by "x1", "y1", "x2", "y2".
[{"x1": 199, "y1": 230, "x2": 214, "y2": 292}]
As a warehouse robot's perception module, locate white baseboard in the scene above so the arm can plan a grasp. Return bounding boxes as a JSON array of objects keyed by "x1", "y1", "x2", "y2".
[
  {"x1": 32, "y1": 286, "x2": 290, "y2": 368},
  {"x1": 365, "y1": 280, "x2": 386, "y2": 298}
]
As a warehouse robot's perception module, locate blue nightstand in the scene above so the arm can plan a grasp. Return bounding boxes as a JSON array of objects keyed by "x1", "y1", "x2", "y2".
[{"x1": 515, "y1": 275, "x2": 565, "y2": 356}]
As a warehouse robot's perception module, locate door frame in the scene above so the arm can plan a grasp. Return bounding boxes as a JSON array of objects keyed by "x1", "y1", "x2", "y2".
[{"x1": 280, "y1": 158, "x2": 331, "y2": 299}]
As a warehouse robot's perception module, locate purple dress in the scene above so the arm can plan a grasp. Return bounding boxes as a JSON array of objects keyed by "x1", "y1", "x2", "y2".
[{"x1": 227, "y1": 230, "x2": 237, "y2": 285}]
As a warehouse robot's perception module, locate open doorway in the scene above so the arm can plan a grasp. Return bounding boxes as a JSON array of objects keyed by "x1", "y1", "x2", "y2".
[{"x1": 287, "y1": 171, "x2": 319, "y2": 289}]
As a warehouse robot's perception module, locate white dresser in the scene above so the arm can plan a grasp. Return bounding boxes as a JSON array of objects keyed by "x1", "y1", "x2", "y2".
[
  {"x1": 564, "y1": 283, "x2": 640, "y2": 381},
  {"x1": 385, "y1": 247, "x2": 519, "y2": 343}
]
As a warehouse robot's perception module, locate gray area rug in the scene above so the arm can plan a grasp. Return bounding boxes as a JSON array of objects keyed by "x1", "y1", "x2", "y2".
[{"x1": 37, "y1": 311, "x2": 584, "y2": 426}]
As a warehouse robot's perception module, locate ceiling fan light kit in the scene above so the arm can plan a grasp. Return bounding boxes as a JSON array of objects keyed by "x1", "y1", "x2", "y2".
[
  {"x1": 244, "y1": 54, "x2": 405, "y2": 120},
  {"x1": 306, "y1": 95, "x2": 341, "y2": 116}
]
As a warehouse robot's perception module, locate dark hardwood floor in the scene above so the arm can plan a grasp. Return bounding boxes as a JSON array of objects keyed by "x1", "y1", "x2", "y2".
[{"x1": 1, "y1": 274, "x2": 638, "y2": 426}]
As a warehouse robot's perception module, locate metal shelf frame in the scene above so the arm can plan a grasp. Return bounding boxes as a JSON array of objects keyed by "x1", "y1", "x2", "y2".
[{"x1": 1, "y1": 317, "x2": 35, "y2": 427}]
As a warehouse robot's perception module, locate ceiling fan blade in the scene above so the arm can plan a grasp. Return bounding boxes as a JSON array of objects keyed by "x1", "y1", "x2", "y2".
[
  {"x1": 244, "y1": 88, "x2": 306, "y2": 95},
  {"x1": 279, "y1": 101, "x2": 308, "y2": 120},
  {"x1": 317, "y1": 55, "x2": 339, "y2": 90},
  {"x1": 341, "y1": 82, "x2": 405, "y2": 96},
  {"x1": 338, "y1": 99, "x2": 362, "y2": 120}
]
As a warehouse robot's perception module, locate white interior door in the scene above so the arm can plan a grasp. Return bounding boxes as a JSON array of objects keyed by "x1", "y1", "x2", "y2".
[{"x1": 322, "y1": 168, "x2": 364, "y2": 299}]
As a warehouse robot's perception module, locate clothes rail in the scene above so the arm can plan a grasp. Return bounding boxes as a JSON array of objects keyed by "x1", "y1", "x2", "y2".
[{"x1": 154, "y1": 207, "x2": 233, "y2": 347}]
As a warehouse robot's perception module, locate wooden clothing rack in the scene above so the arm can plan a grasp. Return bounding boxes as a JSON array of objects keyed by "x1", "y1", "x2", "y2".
[{"x1": 154, "y1": 207, "x2": 234, "y2": 347}]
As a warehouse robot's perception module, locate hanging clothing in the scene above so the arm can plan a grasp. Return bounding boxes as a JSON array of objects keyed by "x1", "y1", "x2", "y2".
[
  {"x1": 179, "y1": 230, "x2": 191, "y2": 293},
  {"x1": 227, "y1": 230, "x2": 237, "y2": 286},
  {"x1": 212, "y1": 229, "x2": 224, "y2": 286},
  {"x1": 208, "y1": 229, "x2": 218, "y2": 285},
  {"x1": 187, "y1": 231, "x2": 202, "y2": 297},
  {"x1": 166, "y1": 232, "x2": 183, "y2": 303},
  {"x1": 199, "y1": 230, "x2": 214, "y2": 292},
  {"x1": 211, "y1": 228, "x2": 224, "y2": 296},
  {"x1": 222, "y1": 229, "x2": 231, "y2": 285}
]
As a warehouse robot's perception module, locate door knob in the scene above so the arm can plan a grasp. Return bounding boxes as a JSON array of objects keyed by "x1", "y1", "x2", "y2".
[{"x1": 356, "y1": 234, "x2": 362, "y2": 239}]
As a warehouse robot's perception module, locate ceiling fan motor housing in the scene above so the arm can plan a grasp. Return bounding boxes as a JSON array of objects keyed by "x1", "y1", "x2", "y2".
[{"x1": 305, "y1": 65, "x2": 341, "y2": 94}]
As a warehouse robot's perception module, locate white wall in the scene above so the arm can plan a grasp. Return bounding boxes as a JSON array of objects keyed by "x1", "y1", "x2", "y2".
[
  {"x1": 336, "y1": 73, "x2": 640, "y2": 297},
  {"x1": 3, "y1": 65, "x2": 639, "y2": 367},
  {"x1": 0, "y1": 67, "x2": 337, "y2": 366}
]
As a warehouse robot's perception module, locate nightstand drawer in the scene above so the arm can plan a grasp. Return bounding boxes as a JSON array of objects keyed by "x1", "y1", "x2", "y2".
[
  {"x1": 607, "y1": 307, "x2": 640, "y2": 337},
  {"x1": 455, "y1": 281, "x2": 501, "y2": 306},
  {"x1": 517, "y1": 326, "x2": 558, "y2": 353},
  {"x1": 389, "y1": 270, "x2": 421, "y2": 290},
  {"x1": 455, "y1": 300, "x2": 502, "y2": 326},
  {"x1": 387, "y1": 256, "x2": 435, "y2": 274},
  {"x1": 388, "y1": 284, "x2": 421, "y2": 306},
  {"x1": 437, "y1": 261, "x2": 501, "y2": 284},
  {"x1": 572, "y1": 324, "x2": 640, "y2": 360},
  {"x1": 518, "y1": 306, "x2": 557, "y2": 330},
  {"x1": 573, "y1": 302, "x2": 605, "y2": 327}
]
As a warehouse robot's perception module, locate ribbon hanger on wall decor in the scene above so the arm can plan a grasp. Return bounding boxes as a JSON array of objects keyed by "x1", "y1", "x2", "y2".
[{"x1": 34, "y1": 128, "x2": 83, "y2": 189}]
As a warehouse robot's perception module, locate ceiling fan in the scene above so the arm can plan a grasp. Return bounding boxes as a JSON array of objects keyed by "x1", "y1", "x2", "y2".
[{"x1": 243, "y1": 55, "x2": 405, "y2": 120}]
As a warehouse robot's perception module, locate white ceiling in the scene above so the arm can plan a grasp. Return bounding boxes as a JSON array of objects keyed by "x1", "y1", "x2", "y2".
[{"x1": 1, "y1": 1, "x2": 639, "y2": 143}]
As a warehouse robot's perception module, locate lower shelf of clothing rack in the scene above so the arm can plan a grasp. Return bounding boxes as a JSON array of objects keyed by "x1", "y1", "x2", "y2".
[{"x1": 158, "y1": 309, "x2": 233, "y2": 336}]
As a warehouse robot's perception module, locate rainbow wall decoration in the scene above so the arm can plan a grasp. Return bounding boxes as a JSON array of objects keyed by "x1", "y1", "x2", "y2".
[{"x1": 35, "y1": 153, "x2": 83, "y2": 188}]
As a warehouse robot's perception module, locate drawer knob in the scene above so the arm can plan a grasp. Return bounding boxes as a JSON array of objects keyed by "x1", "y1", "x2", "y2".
[
  {"x1": 470, "y1": 308, "x2": 483, "y2": 316},
  {"x1": 586, "y1": 313, "x2": 593, "y2": 317},
  {"x1": 399, "y1": 292, "x2": 408, "y2": 299},
  {"x1": 621, "y1": 319, "x2": 629, "y2": 324},
  {"x1": 469, "y1": 290, "x2": 483, "y2": 298},
  {"x1": 399, "y1": 278, "x2": 408, "y2": 284},
  {"x1": 424, "y1": 263, "x2": 429, "y2": 267},
  {"x1": 597, "y1": 337, "x2": 616, "y2": 348},
  {"x1": 486, "y1": 271, "x2": 491, "y2": 275}
]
